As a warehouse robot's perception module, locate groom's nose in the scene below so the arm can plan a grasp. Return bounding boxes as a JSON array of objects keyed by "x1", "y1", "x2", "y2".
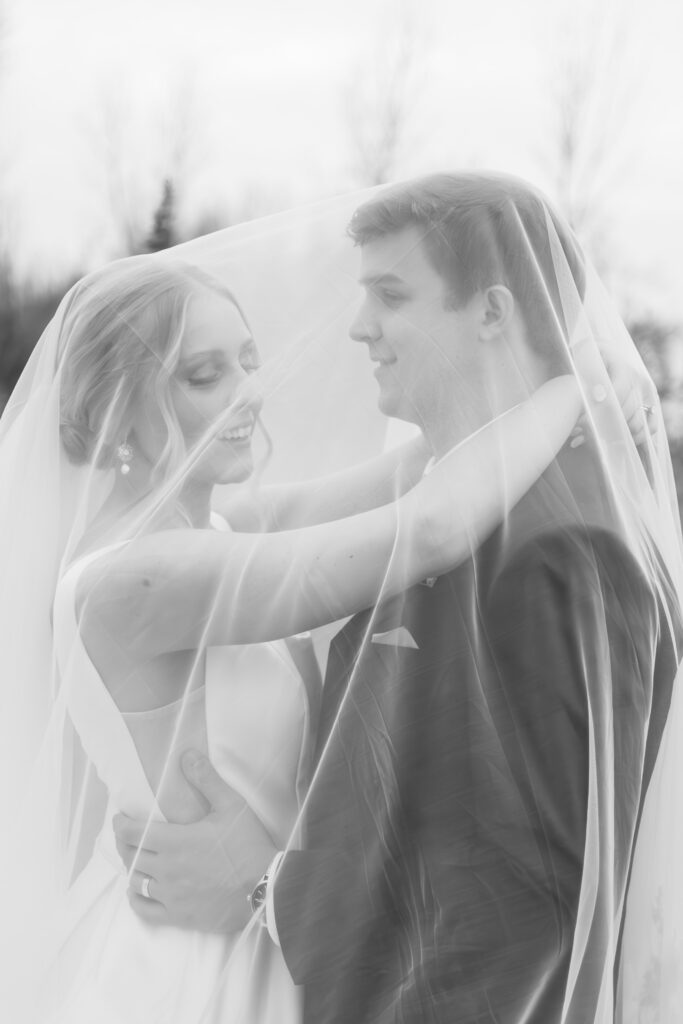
[{"x1": 349, "y1": 304, "x2": 381, "y2": 344}]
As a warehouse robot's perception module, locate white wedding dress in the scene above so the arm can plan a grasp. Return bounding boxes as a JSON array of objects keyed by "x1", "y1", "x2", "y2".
[{"x1": 42, "y1": 516, "x2": 309, "y2": 1024}]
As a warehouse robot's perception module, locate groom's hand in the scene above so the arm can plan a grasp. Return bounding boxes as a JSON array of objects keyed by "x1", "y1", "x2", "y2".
[{"x1": 113, "y1": 750, "x2": 277, "y2": 934}]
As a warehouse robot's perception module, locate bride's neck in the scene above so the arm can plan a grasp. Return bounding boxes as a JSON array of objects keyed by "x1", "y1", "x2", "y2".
[
  {"x1": 107, "y1": 469, "x2": 213, "y2": 531},
  {"x1": 176, "y1": 481, "x2": 213, "y2": 528}
]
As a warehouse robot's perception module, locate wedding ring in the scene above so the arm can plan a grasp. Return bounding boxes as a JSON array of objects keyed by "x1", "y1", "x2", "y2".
[
  {"x1": 642, "y1": 404, "x2": 655, "y2": 417},
  {"x1": 141, "y1": 875, "x2": 152, "y2": 899}
]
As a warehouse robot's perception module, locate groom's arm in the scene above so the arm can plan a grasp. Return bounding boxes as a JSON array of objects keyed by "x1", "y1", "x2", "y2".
[
  {"x1": 486, "y1": 526, "x2": 662, "y2": 901},
  {"x1": 270, "y1": 607, "x2": 384, "y2": 984},
  {"x1": 267, "y1": 848, "x2": 362, "y2": 981},
  {"x1": 474, "y1": 527, "x2": 663, "y2": 955},
  {"x1": 112, "y1": 764, "x2": 366, "y2": 979},
  {"x1": 113, "y1": 752, "x2": 278, "y2": 934},
  {"x1": 266, "y1": 523, "x2": 669, "y2": 1001},
  {"x1": 397, "y1": 526, "x2": 666, "y2": 1022}
]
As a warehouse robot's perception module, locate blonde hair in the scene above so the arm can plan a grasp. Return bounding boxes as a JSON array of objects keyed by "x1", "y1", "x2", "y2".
[{"x1": 58, "y1": 256, "x2": 246, "y2": 482}]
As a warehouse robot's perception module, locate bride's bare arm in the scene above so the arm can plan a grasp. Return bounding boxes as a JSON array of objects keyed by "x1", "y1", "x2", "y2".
[
  {"x1": 78, "y1": 377, "x2": 580, "y2": 659},
  {"x1": 218, "y1": 434, "x2": 430, "y2": 531},
  {"x1": 219, "y1": 343, "x2": 657, "y2": 535}
]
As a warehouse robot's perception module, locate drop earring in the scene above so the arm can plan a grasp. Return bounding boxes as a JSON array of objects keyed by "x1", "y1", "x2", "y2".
[{"x1": 115, "y1": 441, "x2": 134, "y2": 475}]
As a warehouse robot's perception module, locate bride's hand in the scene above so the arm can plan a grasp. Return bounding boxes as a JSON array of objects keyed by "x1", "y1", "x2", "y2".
[
  {"x1": 570, "y1": 342, "x2": 660, "y2": 449},
  {"x1": 113, "y1": 751, "x2": 276, "y2": 934}
]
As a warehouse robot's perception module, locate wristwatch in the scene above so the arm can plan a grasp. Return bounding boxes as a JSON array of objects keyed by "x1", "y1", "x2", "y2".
[{"x1": 248, "y1": 870, "x2": 270, "y2": 914}]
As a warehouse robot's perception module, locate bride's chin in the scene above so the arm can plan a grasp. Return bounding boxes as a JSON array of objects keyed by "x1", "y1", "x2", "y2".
[{"x1": 217, "y1": 461, "x2": 253, "y2": 485}]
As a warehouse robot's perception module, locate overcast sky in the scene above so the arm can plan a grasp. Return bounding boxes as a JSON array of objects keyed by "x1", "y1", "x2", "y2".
[{"x1": 2, "y1": 0, "x2": 682, "y2": 317}]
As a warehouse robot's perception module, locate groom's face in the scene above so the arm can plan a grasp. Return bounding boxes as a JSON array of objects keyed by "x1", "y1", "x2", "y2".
[{"x1": 350, "y1": 226, "x2": 483, "y2": 427}]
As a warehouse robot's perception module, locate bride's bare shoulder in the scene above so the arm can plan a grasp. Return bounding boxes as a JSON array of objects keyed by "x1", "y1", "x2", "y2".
[
  {"x1": 74, "y1": 527, "x2": 230, "y2": 659},
  {"x1": 76, "y1": 528, "x2": 203, "y2": 603}
]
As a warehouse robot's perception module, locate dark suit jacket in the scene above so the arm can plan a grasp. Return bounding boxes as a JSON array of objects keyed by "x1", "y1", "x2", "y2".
[{"x1": 273, "y1": 446, "x2": 679, "y2": 1023}]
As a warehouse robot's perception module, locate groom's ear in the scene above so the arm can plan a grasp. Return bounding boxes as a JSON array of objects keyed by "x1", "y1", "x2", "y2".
[{"x1": 478, "y1": 285, "x2": 515, "y2": 341}]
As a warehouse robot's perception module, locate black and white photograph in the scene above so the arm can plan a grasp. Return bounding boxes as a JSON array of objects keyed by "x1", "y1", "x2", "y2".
[{"x1": 0, "y1": 1, "x2": 682, "y2": 1021}]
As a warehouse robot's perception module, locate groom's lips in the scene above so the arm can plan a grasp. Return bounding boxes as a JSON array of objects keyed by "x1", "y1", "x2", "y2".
[
  {"x1": 368, "y1": 351, "x2": 396, "y2": 368},
  {"x1": 372, "y1": 358, "x2": 396, "y2": 377}
]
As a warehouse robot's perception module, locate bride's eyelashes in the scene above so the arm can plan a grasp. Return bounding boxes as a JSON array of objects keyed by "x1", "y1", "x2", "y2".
[
  {"x1": 183, "y1": 356, "x2": 233, "y2": 388},
  {"x1": 187, "y1": 371, "x2": 222, "y2": 387},
  {"x1": 186, "y1": 362, "x2": 259, "y2": 389},
  {"x1": 183, "y1": 343, "x2": 261, "y2": 388},
  {"x1": 180, "y1": 354, "x2": 225, "y2": 388}
]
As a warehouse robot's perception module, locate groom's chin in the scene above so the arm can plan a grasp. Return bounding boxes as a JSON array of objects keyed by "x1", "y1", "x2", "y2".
[
  {"x1": 375, "y1": 385, "x2": 400, "y2": 419},
  {"x1": 376, "y1": 388, "x2": 416, "y2": 427}
]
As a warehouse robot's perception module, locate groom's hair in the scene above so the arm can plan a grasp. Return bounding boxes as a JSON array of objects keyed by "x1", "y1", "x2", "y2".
[{"x1": 348, "y1": 172, "x2": 586, "y2": 364}]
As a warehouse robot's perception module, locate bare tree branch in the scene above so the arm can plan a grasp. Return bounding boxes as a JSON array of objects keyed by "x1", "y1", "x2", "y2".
[
  {"x1": 85, "y1": 86, "x2": 148, "y2": 255},
  {"x1": 344, "y1": 1, "x2": 430, "y2": 187},
  {"x1": 545, "y1": 2, "x2": 639, "y2": 272}
]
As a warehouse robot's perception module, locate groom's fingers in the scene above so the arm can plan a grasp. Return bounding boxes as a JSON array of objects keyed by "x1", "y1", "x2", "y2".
[
  {"x1": 122, "y1": 848, "x2": 157, "y2": 877},
  {"x1": 181, "y1": 750, "x2": 242, "y2": 813},
  {"x1": 115, "y1": 837, "x2": 135, "y2": 871},
  {"x1": 113, "y1": 813, "x2": 157, "y2": 851},
  {"x1": 127, "y1": 891, "x2": 168, "y2": 925},
  {"x1": 113, "y1": 813, "x2": 181, "y2": 853},
  {"x1": 129, "y1": 869, "x2": 157, "y2": 900}
]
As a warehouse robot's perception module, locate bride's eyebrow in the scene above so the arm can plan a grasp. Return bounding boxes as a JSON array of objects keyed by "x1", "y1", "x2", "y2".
[
  {"x1": 178, "y1": 349, "x2": 228, "y2": 367},
  {"x1": 179, "y1": 334, "x2": 257, "y2": 367}
]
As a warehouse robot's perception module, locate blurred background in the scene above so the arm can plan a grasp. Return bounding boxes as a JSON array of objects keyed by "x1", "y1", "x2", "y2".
[{"x1": 1, "y1": 0, "x2": 682, "y2": 495}]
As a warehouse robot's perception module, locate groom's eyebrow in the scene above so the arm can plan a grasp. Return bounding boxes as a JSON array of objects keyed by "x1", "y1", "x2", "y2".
[{"x1": 359, "y1": 273, "x2": 407, "y2": 287}]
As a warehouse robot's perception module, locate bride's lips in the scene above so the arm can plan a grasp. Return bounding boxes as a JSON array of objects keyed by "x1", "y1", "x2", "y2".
[{"x1": 216, "y1": 419, "x2": 255, "y2": 445}]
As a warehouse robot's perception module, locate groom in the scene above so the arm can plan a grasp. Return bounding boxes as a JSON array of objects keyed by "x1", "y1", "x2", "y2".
[{"x1": 115, "y1": 174, "x2": 677, "y2": 1021}]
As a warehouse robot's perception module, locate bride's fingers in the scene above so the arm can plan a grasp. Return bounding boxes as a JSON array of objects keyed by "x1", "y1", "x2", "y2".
[
  {"x1": 619, "y1": 393, "x2": 658, "y2": 447},
  {"x1": 601, "y1": 352, "x2": 660, "y2": 445},
  {"x1": 571, "y1": 385, "x2": 659, "y2": 449}
]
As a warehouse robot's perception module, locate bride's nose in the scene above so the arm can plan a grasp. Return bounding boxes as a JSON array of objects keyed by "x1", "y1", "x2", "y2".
[{"x1": 232, "y1": 373, "x2": 263, "y2": 418}]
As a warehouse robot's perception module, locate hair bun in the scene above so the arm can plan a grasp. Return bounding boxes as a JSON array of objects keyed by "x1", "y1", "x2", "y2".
[{"x1": 59, "y1": 419, "x2": 94, "y2": 465}]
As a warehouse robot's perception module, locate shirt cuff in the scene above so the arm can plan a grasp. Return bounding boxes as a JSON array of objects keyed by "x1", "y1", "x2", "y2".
[{"x1": 265, "y1": 850, "x2": 285, "y2": 946}]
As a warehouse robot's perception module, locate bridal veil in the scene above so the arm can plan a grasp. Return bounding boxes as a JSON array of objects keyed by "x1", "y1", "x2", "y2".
[{"x1": 0, "y1": 173, "x2": 680, "y2": 1022}]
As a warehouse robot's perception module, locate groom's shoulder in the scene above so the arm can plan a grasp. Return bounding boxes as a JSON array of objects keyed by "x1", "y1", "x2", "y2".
[
  {"x1": 501, "y1": 518, "x2": 637, "y2": 585},
  {"x1": 487, "y1": 449, "x2": 652, "y2": 596}
]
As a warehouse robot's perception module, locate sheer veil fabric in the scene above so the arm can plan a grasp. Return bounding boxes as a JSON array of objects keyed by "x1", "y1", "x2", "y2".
[{"x1": 0, "y1": 173, "x2": 680, "y2": 1022}]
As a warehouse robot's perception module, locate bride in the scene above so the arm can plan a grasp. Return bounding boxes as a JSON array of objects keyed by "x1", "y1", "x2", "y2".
[
  {"x1": 0, "y1": 240, "x2": 582, "y2": 1023},
  {"x1": 0, "y1": 175, "x2": 678, "y2": 1023}
]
